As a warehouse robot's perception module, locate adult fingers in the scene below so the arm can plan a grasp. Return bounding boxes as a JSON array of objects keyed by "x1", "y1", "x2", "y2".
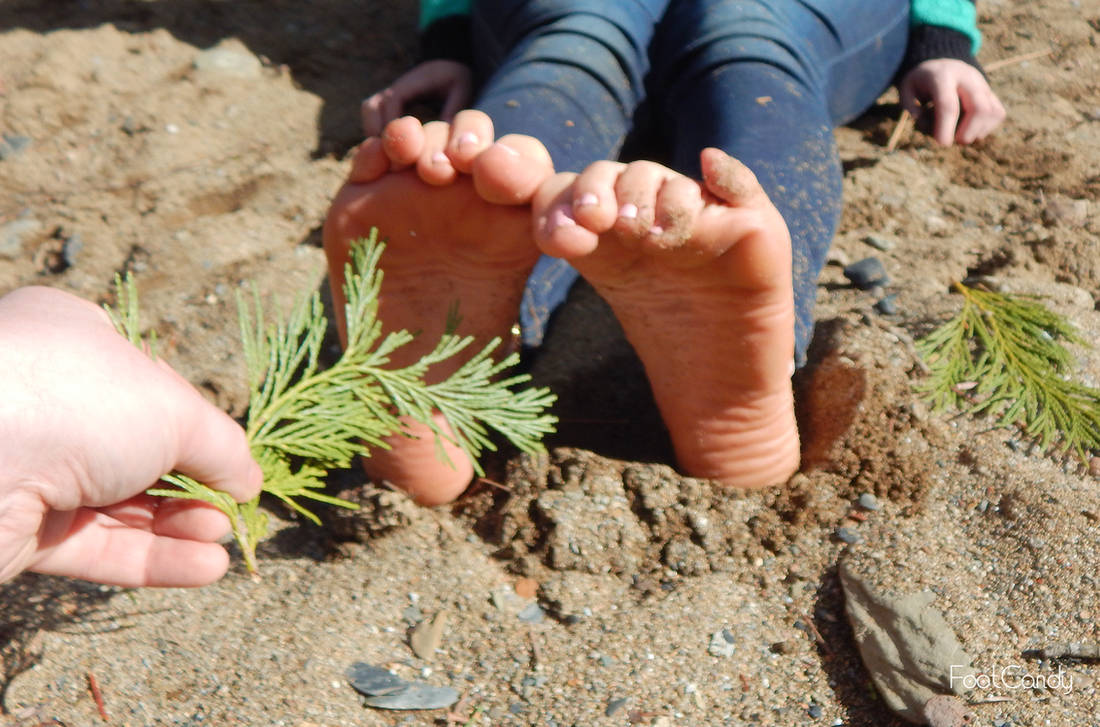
[
  {"x1": 97, "y1": 494, "x2": 231, "y2": 542},
  {"x1": 158, "y1": 365, "x2": 262, "y2": 503},
  {"x1": 29, "y1": 508, "x2": 230, "y2": 587}
]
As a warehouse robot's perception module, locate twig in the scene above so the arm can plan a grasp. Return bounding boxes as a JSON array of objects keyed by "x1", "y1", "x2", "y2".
[
  {"x1": 474, "y1": 477, "x2": 512, "y2": 493},
  {"x1": 885, "y1": 110, "x2": 913, "y2": 153},
  {"x1": 985, "y1": 48, "x2": 1052, "y2": 72},
  {"x1": 87, "y1": 671, "x2": 109, "y2": 722},
  {"x1": 801, "y1": 612, "x2": 832, "y2": 655}
]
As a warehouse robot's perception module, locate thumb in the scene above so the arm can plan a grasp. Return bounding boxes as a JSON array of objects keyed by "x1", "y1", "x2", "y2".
[{"x1": 165, "y1": 371, "x2": 262, "y2": 502}]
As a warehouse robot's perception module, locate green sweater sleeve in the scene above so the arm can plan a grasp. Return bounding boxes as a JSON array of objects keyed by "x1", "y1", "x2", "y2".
[
  {"x1": 420, "y1": 0, "x2": 471, "y2": 30},
  {"x1": 910, "y1": 0, "x2": 981, "y2": 53}
]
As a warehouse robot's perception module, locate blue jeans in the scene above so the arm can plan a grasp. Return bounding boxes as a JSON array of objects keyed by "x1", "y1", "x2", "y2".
[{"x1": 471, "y1": 0, "x2": 909, "y2": 363}]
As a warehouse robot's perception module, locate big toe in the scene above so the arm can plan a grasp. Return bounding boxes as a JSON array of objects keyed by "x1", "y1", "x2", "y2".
[{"x1": 472, "y1": 134, "x2": 555, "y2": 205}]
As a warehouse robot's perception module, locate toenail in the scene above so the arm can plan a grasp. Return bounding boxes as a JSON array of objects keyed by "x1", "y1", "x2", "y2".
[
  {"x1": 575, "y1": 192, "x2": 599, "y2": 207},
  {"x1": 495, "y1": 142, "x2": 520, "y2": 156},
  {"x1": 619, "y1": 203, "x2": 638, "y2": 220},
  {"x1": 431, "y1": 151, "x2": 449, "y2": 165},
  {"x1": 456, "y1": 132, "x2": 479, "y2": 148},
  {"x1": 649, "y1": 225, "x2": 664, "y2": 236}
]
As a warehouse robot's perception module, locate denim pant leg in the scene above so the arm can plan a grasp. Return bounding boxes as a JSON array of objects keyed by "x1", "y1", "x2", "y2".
[
  {"x1": 469, "y1": 0, "x2": 670, "y2": 346},
  {"x1": 649, "y1": 0, "x2": 909, "y2": 365}
]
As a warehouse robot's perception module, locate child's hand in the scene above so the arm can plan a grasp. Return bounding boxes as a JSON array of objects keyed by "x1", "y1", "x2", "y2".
[
  {"x1": 361, "y1": 60, "x2": 473, "y2": 138},
  {"x1": 899, "y1": 58, "x2": 1006, "y2": 146},
  {"x1": 0, "y1": 287, "x2": 263, "y2": 588}
]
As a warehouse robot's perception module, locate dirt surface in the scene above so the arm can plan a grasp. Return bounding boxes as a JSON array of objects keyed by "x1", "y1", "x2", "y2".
[{"x1": 2, "y1": 2, "x2": 1100, "y2": 726}]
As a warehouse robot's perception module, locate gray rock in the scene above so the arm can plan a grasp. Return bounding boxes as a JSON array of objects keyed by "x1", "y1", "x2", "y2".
[
  {"x1": 62, "y1": 234, "x2": 83, "y2": 267},
  {"x1": 839, "y1": 560, "x2": 974, "y2": 723},
  {"x1": 708, "y1": 628, "x2": 736, "y2": 658},
  {"x1": 863, "y1": 233, "x2": 896, "y2": 252},
  {"x1": 517, "y1": 602, "x2": 545, "y2": 624},
  {"x1": 0, "y1": 217, "x2": 42, "y2": 260},
  {"x1": 836, "y1": 527, "x2": 863, "y2": 545},
  {"x1": 347, "y1": 662, "x2": 460, "y2": 711},
  {"x1": 874, "y1": 294, "x2": 899, "y2": 316},
  {"x1": 605, "y1": 697, "x2": 628, "y2": 717},
  {"x1": 346, "y1": 662, "x2": 407, "y2": 696},
  {"x1": 843, "y1": 257, "x2": 890, "y2": 290},
  {"x1": 0, "y1": 133, "x2": 31, "y2": 160},
  {"x1": 858, "y1": 493, "x2": 881, "y2": 511},
  {"x1": 194, "y1": 39, "x2": 262, "y2": 79},
  {"x1": 363, "y1": 684, "x2": 460, "y2": 710}
]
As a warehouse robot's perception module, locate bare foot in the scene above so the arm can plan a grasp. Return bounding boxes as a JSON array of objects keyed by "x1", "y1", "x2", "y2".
[
  {"x1": 532, "y1": 149, "x2": 800, "y2": 488},
  {"x1": 323, "y1": 111, "x2": 554, "y2": 505}
]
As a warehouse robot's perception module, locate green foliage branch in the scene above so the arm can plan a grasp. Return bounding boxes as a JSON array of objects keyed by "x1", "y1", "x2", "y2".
[
  {"x1": 916, "y1": 281, "x2": 1100, "y2": 462},
  {"x1": 108, "y1": 230, "x2": 557, "y2": 574}
]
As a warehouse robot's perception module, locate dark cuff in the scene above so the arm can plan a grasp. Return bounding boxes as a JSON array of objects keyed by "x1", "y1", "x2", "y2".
[
  {"x1": 896, "y1": 25, "x2": 983, "y2": 82},
  {"x1": 420, "y1": 14, "x2": 474, "y2": 65}
]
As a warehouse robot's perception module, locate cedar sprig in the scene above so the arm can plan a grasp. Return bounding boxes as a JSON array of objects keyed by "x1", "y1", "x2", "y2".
[
  {"x1": 109, "y1": 229, "x2": 557, "y2": 573},
  {"x1": 916, "y1": 281, "x2": 1100, "y2": 462}
]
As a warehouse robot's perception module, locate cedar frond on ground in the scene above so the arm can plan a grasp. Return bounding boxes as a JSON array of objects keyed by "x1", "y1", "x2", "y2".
[
  {"x1": 916, "y1": 281, "x2": 1100, "y2": 462},
  {"x1": 110, "y1": 229, "x2": 557, "y2": 573}
]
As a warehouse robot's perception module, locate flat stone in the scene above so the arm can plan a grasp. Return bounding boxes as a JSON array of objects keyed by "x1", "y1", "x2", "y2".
[
  {"x1": 345, "y1": 662, "x2": 408, "y2": 696},
  {"x1": 839, "y1": 560, "x2": 974, "y2": 723},
  {"x1": 362, "y1": 683, "x2": 460, "y2": 711},
  {"x1": 410, "y1": 610, "x2": 448, "y2": 660}
]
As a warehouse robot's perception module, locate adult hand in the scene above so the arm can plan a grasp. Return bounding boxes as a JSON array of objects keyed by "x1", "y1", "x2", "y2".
[
  {"x1": 362, "y1": 60, "x2": 473, "y2": 138},
  {"x1": 899, "y1": 58, "x2": 1006, "y2": 145},
  {"x1": 0, "y1": 286, "x2": 263, "y2": 588}
]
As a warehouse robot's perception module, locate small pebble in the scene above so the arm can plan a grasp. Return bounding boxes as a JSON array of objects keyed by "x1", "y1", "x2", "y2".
[
  {"x1": 922, "y1": 694, "x2": 975, "y2": 727},
  {"x1": 857, "y1": 493, "x2": 880, "y2": 511},
  {"x1": 863, "y1": 233, "x2": 895, "y2": 251},
  {"x1": 0, "y1": 217, "x2": 42, "y2": 260},
  {"x1": 708, "y1": 628, "x2": 736, "y2": 658},
  {"x1": 874, "y1": 293, "x2": 898, "y2": 316},
  {"x1": 605, "y1": 697, "x2": 628, "y2": 717},
  {"x1": 517, "y1": 602, "x2": 545, "y2": 623},
  {"x1": 807, "y1": 702, "x2": 823, "y2": 719},
  {"x1": 843, "y1": 257, "x2": 890, "y2": 290},
  {"x1": 1089, "y1": 456, "x2": 1099, "y2": 477},
  {"x1": 514, "y1": 577, "x2": 539, "y2": 599},
  {"x1": 0, "y1": 133, "x2": 31, "y2": 160},
  {"x1": 62, "y1": 234, "x2": 83, "y2": 267},
  {"x1": 835, "y1": 527, "x2": 862, "y2": 545}
]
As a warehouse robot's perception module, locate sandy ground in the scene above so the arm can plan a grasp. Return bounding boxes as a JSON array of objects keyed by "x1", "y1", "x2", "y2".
[{"x1": 1, "y1": 1, "x2": 1099, "y2": 726}]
